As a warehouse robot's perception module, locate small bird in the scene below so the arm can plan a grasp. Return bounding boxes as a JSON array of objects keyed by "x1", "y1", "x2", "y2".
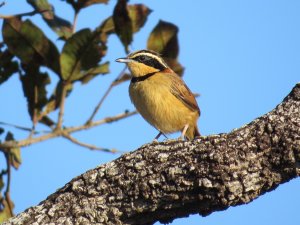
[{"x1": 116, "y1": 49, "x2": 200, "y2": 140}]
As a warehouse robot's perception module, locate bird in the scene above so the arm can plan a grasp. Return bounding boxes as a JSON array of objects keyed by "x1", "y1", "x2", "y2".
[{"x1": 116, "y1": 49, "x2": 200, "y2": 141}]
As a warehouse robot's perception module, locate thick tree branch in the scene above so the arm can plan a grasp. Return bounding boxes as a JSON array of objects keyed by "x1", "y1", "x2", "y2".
[{"x1": 3, "y1": 84, "x2": 300, "y2": 225}]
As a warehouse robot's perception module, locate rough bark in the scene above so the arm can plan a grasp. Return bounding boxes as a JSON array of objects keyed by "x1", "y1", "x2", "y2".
[{"x1": 3, "y1": 83, "x2": 300, "y2": 225}]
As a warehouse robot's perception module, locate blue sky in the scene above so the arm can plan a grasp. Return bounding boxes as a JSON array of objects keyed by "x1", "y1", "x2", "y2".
[{"x1": 0, "y1": 0, "x2": 299, "y2": 224}]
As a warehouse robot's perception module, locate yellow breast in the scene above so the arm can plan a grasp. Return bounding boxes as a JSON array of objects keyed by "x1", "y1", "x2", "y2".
[{"x1": 129, "y1": 73, "x2": 198, "y2": 134}]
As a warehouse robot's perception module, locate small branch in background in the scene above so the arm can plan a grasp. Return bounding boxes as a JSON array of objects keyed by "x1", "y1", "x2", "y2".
[
  {"x1": 62, "y1": 132, "x2": 123, "y2": 153},
  {"x1": 72, "y1": 12, "x2": 79, "y2": 33},
  {"x1": 28, "y1": 126, "x2": 36, "y2": 139},
  {"x1": 28, "y1": 85, "x2": 39, "y2": 139},
  {"x1": 111, "y1": 73, "x2": 131, "y2": 87},
  {"x1": 86, "y1": 66, "x2": 128, "y2": 124},
  {"x1": 86, "y1": 84, "x2": 113, "y2": 124},
  {"x1": 0, "y1": 121, "x2": 49, "y2": 135},
  {"x1": 0, "y1": 110, "x2": 137, "y2": 150},
  {"x1": 56, "y1": 83, "x2": 68, "y2": 130},
  {"x1": 4, "y1": 153, "x2": 14, "y2": 217},
  {"x1": 70, "y1": 110, "x2": 137, "y2": 132},
  {"x1": 0, "y1": 9, "x2": 50, "y2": 19}
]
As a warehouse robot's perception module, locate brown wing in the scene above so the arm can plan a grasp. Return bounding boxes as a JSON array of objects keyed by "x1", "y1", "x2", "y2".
[{"x1": 168, "y1": 73, "x2": 200, "y2": 115}]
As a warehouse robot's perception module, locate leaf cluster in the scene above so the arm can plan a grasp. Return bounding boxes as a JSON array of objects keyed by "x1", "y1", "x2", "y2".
[{"x1": 0, "y1": 0, "x2": 183, "y2": 221}]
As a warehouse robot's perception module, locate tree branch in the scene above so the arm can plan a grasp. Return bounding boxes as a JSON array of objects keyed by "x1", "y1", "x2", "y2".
[
  {"x1": 3, "y1": 84, "x2": 300, "y2": 225},
  {"x1": 0, "y1": 111, "x2": 136, "y2": 150},
  {"x1": 4, "y1": 153, "x2": 14, "y2": 217},
  {"x1": 86, "y1": 66, "x2": 128, "y2": 124},
  {"x1": 0, "y1": 121, "x2": 48, "y2": 134},
  {"x1": 72, "y1": 11, "x2": 79, "y2": 33},
  {"x1": 62, "y1": 132, "x2": 123, "y2": 153},
  {"x1": 55, "y1": 82, "x2": 68, "y2": 130}
]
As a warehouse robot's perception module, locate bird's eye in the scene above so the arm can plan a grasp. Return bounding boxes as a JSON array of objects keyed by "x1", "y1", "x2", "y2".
[{"x1": 139, "y1": 55, "x2": 146, "y2": 61}]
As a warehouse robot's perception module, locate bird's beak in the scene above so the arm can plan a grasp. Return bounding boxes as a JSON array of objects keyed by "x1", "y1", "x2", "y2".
[{"x1": 115, "y1": 57, "x2": 132, "y2": 63}]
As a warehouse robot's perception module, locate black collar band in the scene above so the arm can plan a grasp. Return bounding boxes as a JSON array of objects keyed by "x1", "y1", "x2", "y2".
[{"x1": 131, "y1": 72, "x2": 157, "y2": 83}]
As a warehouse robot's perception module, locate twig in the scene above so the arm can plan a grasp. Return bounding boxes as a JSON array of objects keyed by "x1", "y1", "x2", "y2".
[
  {"x1": 72, "y1": 11, "x2": 78, "y2": 33},
  {"x1": 0, "y1": 9, "x2": 50, "y2": 19},
  {"x1": 0, "y1": 121, "x2": 49, "y2": 134},
  {"x1": 0, "y1": 111, "x2": 137, "y2": 149},
  {"x1": 86, "y1": 66, "x2": 128, "y2": 124},
  {"x1": 28, "y1": 126, "x2": 36, "y2": 139},
  {"x1": 86, "y1": 84, "x2": 114, "y2": 124},
  {"x1": 56, "y1": 82, "x2": 68, "y2": 130},
  {"x1": 28, "y1": 85, "x2": 39, "y2": 138},
  {"x1": 4, "y1": 153, "x2": 14, "y2": 216},
  {"x1": 62, "y1": 132, "x2": 124, "y2": 153},
  {"x1": 68, "y1": 110, "x2": 137, "y2": 132}
]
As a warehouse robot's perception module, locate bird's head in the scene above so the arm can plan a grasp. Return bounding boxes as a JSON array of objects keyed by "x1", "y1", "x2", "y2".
[{"x1": 116, "y1": 50, "x2": 169, "y2": 77}]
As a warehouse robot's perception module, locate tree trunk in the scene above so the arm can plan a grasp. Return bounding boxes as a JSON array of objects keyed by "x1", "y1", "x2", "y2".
[{"x1": 3, "y1": 83, "x2": 300, "y2": 225}]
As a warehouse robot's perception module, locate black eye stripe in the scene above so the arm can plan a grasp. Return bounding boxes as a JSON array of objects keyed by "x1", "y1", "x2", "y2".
[
  {"x1": 132, "y1": 55, "x2": 167, "y2": 71},
  {"x1": 133, "y1": 55, "x2": 148, "y2": 62}
]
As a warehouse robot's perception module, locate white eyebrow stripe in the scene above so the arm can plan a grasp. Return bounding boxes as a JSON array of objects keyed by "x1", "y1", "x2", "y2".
[{"x1": 129, "y1": 52, "x2": 169, "y2": 68}]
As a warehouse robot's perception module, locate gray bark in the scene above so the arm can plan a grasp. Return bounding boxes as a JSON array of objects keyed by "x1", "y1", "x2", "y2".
[{"x1": 3, "y1": 83, "x2": 300, "y2": 225}]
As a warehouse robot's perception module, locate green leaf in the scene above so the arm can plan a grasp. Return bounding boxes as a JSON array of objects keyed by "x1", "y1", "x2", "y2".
[
  {"x1": 0, "y1": 199, "x2": 14, "y2": 223},
  {"x1": 20, "y1": 63, "x2": 50, "y2": 124},
  {"x1": 39, "y1": 116, "x2": 55, "y2": 127},
  {"x1": 76, "y1": 0, "x2": 109, "y2": 10},
  {"x1": 96, "y1": 17, "x2": 115, "y2": 44},
  {"x1": 2, "y1": 17, "x2": 60, "y2": 75},
  {"x1": 147, "y1": 20, "x2": 184, "y2": 76},
  {"x1": 0, "y1": 127, "x2": 4, "y2": 136},
  {"x1": 127, "y1": 4, "x2": 152, "y2": 33},
  {"x1": 147, "y1": 20, "x2": 178, "y2": 56},
  {"x1": 113, "y1": 0, "x2": 132, "y2": 53},
  {"x1": 60, "y1": 29, "x2": 104, "y2": 81},
  {"x1": 5, "y1": 132, "x2": 22, "y2": 170},
  {"x1": 79, "y1": 61, "x2": 109, "y2": 84},
  {"x1": 9, "y1": 147, "x2": 22, "y2": 170},
  {"x1": 0, "y1": 46, "x2": 19, "y2": 85},
  {"x1": 27, "y1": 0, "x2": 73, "y2": 39},
  {"x1": 97, "y1": 4, "x2": 150, "y2": 48},
  {"x1": 65, "y1": 0, "x2": 108, "y2": 12},
  {"x1": 5, "y1": 131, "x2": 14, "y2": 142}
]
